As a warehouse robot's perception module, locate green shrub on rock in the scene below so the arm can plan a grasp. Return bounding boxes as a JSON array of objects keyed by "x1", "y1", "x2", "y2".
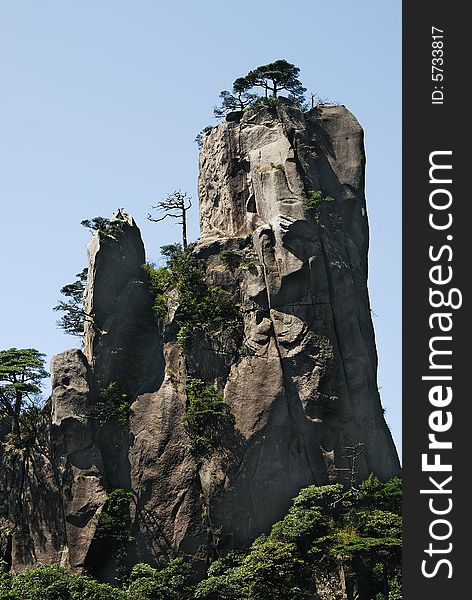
[
  {"x1": 94, "y1": 489, "x2": 134, "y2": 583},
  {"x1": 95, "y1": 382, "x2": 130, "y2": 426},
  {"x1": 183, "y1": 378, "x2": 235, "y2": 460},
  {"x1": 242, "y1": 537, "x2": 312, "y2": 600},
  {"x1": 142, "y1": 264, "x2": 173, "y2": 320},
  {"x1": 143, "y1": 246, "x2": 241, "y2": 352},
  {"x1": 305, "y1": 189, "x2": 334, "y2": 212},
  {"x1": 127, "y1": 558, "x2": 192, "y2": 600}
]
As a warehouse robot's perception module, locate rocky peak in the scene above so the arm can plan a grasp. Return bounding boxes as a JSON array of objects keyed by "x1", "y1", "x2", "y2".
[
  {"x1": 4, "y1": 100, "x2": 400, "y2": 579},
  {"x1": 83, "y1": 209, "x2": 160, "y2": 393}
]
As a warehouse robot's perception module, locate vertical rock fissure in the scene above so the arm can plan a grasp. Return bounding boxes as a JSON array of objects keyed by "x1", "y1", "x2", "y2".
[{"x1": 258, "y1": 238, "x2": 325, "y2": 484}]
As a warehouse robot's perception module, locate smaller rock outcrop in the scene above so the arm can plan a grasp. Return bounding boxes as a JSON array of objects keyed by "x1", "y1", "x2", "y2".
[
  {"x1": 84, "y1": 209, "x2": 161, "y2": 395},
  {"x1": 50, "y1": 349, "x2": 107, "y2": 571}
]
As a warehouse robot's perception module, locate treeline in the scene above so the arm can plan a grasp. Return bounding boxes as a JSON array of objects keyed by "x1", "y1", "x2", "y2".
[{"x1": 0, "y1": 475, "x2": 401, "y2": 600}]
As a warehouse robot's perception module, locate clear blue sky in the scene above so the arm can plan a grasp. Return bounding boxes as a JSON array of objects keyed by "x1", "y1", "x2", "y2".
[{"x1": 0, "y1": 1, "x2": 401, "y2": 456}]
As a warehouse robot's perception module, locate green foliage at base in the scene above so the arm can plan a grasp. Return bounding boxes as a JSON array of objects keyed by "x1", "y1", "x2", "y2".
[
  {"x1": 95, "y1": 382, "x2": 130, "y2": 426},
  {"x1": 0, "y1": 563, "x2": 126, "y2": 599},
  {"x1": 1, "y1": 476, "x2": 402, "y2": 599},
  {"x1": 242, "y1": 538, "x2": 312, "y2": 600},
  {"x1": 357, "y1": 473, "x2": 402, "y2": 513},
  {"x1": 195, "y1": 476, "x2": 402, "y2": 599},
  {"x1": 0, "y1": 560, "x2": 193, "y2": 600},
  {"x1": 184, "y1": 378, "x2": 235, "y2": 460}
]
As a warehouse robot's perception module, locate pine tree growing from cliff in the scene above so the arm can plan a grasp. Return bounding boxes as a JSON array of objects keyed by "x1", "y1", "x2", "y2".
[
  {"x1": 0, "y1": 348, "x2": 48, "y2": 447},
  {"x1": 214, "y1": 59, "x2": 307, "y2": 118},
  {"x1": 147, "y1": 190, "x2": 192, "y2": 249},
  {"x1": 213, "y1": 89, "x2": 259, "y2": 118},
  {"x1": 53, "y1": 268, "x2": 88, "y2": 337}
]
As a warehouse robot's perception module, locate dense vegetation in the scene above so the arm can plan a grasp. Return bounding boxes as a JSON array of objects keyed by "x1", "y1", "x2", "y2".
[
  {"x1": 193, "y1": 476, "x2": 402, "y2": 600},
  {"x1": 144, "y1": 244, "x2": 241, "y2": 352},
  {"x1": 0, "y1": 476, "x2": 401, "y2": 600},
  {"x1": 183, "y1": 377, "x2": 234, "y2": 461},
  {"x1": 0, "y1": 564, "x2": 127, "y2": 599}
]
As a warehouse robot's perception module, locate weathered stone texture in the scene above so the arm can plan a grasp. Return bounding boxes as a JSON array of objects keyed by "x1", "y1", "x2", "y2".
[{"x1": 5, "y1": 100, "x2": 399, "y2": 576}]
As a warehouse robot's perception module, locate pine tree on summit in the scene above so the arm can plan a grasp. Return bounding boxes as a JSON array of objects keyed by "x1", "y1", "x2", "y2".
[
  {"x1": 214, "y1": 59, "x2": 307, "y2": 118},
  {"x1": 235, "y1": 59, "x2": 306, "y2": 101}
]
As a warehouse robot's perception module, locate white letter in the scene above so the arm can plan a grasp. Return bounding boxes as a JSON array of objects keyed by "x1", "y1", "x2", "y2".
[
  {"x1": 421, "y1": 558, "x2": 453, "y2": 578},
  {"x1": 422, "y1": 454, "x2": 452, "y2": 472}
]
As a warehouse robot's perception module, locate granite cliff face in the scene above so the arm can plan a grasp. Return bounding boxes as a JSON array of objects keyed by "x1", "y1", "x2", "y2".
[{"x1": 2, "y1": 101, "x2": 400, "y2": 578}]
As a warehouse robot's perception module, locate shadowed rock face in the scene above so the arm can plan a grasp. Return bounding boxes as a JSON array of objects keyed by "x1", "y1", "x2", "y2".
[
  {"x1": 5, "y1": 101, "x2": 400, "y2": 575},
  {"x1": 83, "y1": 210, "x2": 162, "y2": 395},
  {"x1": 50, "y1": 349, "x2": 107, "y2": 571}
]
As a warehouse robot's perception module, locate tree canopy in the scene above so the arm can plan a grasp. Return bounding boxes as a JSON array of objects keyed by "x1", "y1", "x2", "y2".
[
  {"x1": 0, "y1": 348, "x2": 48, "y2": 446},
  {"x1": 81, "y1": 216, "x2": 125, "y2": 237},
  {"x1": 214, "y1": 59, "x2": 307, "y2": 118},
  {"x1": 235, "y1": 59, "x2": 306, "y2": 100},
  {"x1": 213, "y1": 89, "x2": 259, "y2": 119},
  {"x1": 80, "y1": 216, "x2": 112, "y2": 232}
]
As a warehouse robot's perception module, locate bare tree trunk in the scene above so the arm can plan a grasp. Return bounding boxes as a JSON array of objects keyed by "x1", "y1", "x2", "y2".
[
  {"x1": 12, "y1": 416, "x2": 21, "y2": 447},
  {"x1": 13, "y1": 391, "x2": 22, "y2": 446},
  {"x1": 182, "y1": 209, "x2": 188, "y2": 250}
]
